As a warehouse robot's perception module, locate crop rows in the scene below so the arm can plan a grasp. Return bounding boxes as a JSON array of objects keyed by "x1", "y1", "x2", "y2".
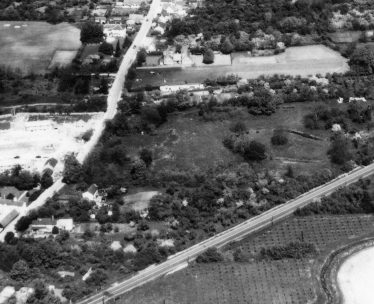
[
  {"x1": 120, "y1": 260, "x2": 315, "y2": 304},
  {"x1": 237, "y1": 215, "x2": 374, "y2": 254},
  {"x1": 119, "y1": 215, "x2": 374, "y2": 304}
]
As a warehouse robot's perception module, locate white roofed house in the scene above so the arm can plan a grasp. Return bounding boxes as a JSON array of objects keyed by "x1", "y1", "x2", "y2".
[
  {"x1": 103, "y1": 24, "x2": 127, "y2": 41},
  {"x1": 116, "y1": 0, "x2": 144, "y2": 9},
  {"x1": 82, "y1": 184, "x2": 102, "y2": 205},
  {"x1": 128, "y1": 13, "x2": 144, "y2": 24}
]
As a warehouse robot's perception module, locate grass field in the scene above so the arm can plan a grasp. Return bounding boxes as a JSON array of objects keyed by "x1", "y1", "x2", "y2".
[
  {"x1": 134, "y1": 45, "x2": 348, "y2": 89},
  {"x1": 124, "y1": 102, "x2": 330, "y2": 174},
  {"x1": 0, "y1": 21, "x2": 81, "y2": 74},
  {"x1": 117, "y1": 214, "x2": 374, "y2": 304}
]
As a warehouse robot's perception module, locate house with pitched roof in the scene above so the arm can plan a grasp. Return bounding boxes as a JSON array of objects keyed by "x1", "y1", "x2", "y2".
[{"x1": 82, "y1": 184, "x2": 102, "y2": 204}]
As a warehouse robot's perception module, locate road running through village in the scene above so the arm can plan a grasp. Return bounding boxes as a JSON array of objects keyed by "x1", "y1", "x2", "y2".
[{"x1": 0, "y1": 0, "x2": 162, "y2": 242}]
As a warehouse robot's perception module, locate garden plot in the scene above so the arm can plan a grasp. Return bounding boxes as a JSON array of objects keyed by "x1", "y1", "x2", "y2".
[
  {"x1": 0, "y1": 113, "x2": 103, "y2": 174},
  {"x1": 0, "y1": 21, "x2": 81, "y2": 74},
  {"x1": 48, "y1": 50, "x2": 78, "y2": 69}
]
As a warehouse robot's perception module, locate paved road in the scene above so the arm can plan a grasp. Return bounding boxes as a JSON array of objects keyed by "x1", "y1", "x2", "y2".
[
  {"x1": 0, "y1": 0, "x2": 161, "y2": 242},
  {"x1": 77, "y1": 163, "x2": 374, "y2": 304}
]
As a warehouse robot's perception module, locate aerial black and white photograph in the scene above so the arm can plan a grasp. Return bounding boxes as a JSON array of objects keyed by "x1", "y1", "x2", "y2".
[{"x1": 0, "y1": 0, "x2": 374, "y2": 303}]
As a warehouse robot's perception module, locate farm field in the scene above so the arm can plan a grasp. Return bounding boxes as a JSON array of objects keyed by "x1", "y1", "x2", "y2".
[
  {"x1": 0, "y1": 21, "x2": 81, "y2": 74},
  {"x1": 117, "y1": 214, "x2": 374, "y2": 304},
  {"x1": 124, "y1": 102, "x2": 331, "y2": 174},
  {"x1": 134, "y1": 45, "x2": 348, "y2": 89}
]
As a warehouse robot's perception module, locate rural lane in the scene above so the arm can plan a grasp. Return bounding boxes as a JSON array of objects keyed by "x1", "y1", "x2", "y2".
[
  {"x1": 0, "y1": 0, "x2": 161, "y2": 242},
  {"x1": 76, "y1": 163, "x2": 374, "y2": 304}
]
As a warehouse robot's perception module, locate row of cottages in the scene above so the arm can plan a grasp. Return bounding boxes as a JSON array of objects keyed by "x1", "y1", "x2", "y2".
[{"x1": 30, "y1": 217, "x2": 74, "y2": 234}]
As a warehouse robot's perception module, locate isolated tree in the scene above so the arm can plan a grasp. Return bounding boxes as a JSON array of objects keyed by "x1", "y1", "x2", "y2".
[
  {"x1": 243, "y1": 140, "x2": 267, "y2": 161},
  {"x1": 99, "y1": 77, "x2": 109, "y2": 94},
  {"x1": 41, "y1": 171, "x2": 53, "y2": 189},
  {"x1": 221, "y1": 38, "x2": 234, "y2": 54},
  {"x1": 122, "y1": 35, "x2": 133, "y2": 49},
  {"x1": 52, "y1": 226, "x2": 59, "y2": 235},
  {"x1": 80, "y1": 22, "x2": 104, "y2": 44},
  {"x1": 98, "y1": 42, "x2": 114, "y2": 55},
  {"x1": 203, "y1": 48, "x2": 215, "y2": 64},
  {"x1": 136, "y1": 48, "x2": 147, "y2": 66},
  {"x1": 115, "y1": 40, "x2": 121, "y2": 57},
  {"x1": 271, "y1": 131, "x2": 288, "y2": 146},
  {"x1": 328, "y1": 135, "x2": 352, "y2": 165},
  {"x1": 139, "y1": 148, "x2": 153, "y2": 167},
  {"x1": 62, "y1": 155, "x2": 84, "y2": 184},
  {"x1": 4, "y1": 232, "x2": 16, "y2": 245},
  {"x1": 15, "y1": 216, "x2": 33, "y2": 232},
  {"x1": 230, "y1": 121, "x2": 247, "y2": 133}
]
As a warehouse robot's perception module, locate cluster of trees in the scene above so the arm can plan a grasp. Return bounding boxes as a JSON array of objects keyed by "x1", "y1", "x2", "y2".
[
  {"x1": 0, "y1": 165, "x2": 40, "y2": 190},
  {"x1": 166, "y1": 0, "x2": 340, "y2": 42},
  {"x1": 304, "y1": 103, "x2": 372, "y2": 131},
  {"x1": 80, "y1": 22, "x2": 104, "y2": 44},
  {"x1": 0, "y1": 0, "x2": 75, "y2": 23},
  {"x1": 223, "y1": 135, "x2": 267, "y2": 161},
  {"x1": 295, "y1": 178, "x2": 374, "y2": 216},
  {"x1": 260, "y1": 241, "x2": 317, "y2": 260}
]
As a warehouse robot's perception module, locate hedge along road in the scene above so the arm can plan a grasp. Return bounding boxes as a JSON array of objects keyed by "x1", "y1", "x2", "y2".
[
  {"x1": 77, "y1": 163, "x2": 374, "y2": 304},
  {"x1": 0, "y1": 0, "x2": 162, "y2": 242}
]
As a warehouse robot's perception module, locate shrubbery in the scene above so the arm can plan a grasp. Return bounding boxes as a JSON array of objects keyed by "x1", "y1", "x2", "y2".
[
  {"x1": 196, "y1": 247, "x2": 224, "y2": 263},
  {"x1": 271, "y1": 130, "x2": 288, "y2": 145},
  {"x1": 295, "y1": 179, "x2": 374, "y2": 216},
  {"x1": 260, "y1": 242, "x2": 317, "y2": 260}
]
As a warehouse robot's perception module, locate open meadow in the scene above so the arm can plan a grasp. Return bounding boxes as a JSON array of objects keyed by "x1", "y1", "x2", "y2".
[
  {"x1": 124, "y1": 102, "x2": 331, "y2": 175},
  {"x1": 0, "y1": 21, "x2": 81, "y2": 74}
]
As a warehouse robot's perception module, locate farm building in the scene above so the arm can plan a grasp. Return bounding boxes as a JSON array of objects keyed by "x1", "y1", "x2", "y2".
[
  {"x1": 0, "y1": 209, "x2": 19, "y2": 229},
  {"x1": 160, "y1": 84, "x2": 205, "y2": 95},
  {"x1": 30, "y1": 217, "x2": 74, "y2": 234}
]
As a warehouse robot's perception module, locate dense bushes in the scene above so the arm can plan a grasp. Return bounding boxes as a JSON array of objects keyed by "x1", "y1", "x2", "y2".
[
  {"x1": 0, "y1": 165, "x2": 40, "y2": 190},
  {"x1": 223, "y1": 135, "x2": 267, "y2": 161},
  {"x1": 196, "y1": 247, "x2": 224, "y2": 263},
  {"x1": 271, "y1": 130, "x2": 288, "y2": 145},
  {"x1": 295, "y1": 179, "x2": 374, "y2": 216},
  {"x1": 260, "y1": 242, "x2": 317, "y2": 260},
  {"x1": 80, "y1": 22, "x2": 104, "y2": 44}
]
